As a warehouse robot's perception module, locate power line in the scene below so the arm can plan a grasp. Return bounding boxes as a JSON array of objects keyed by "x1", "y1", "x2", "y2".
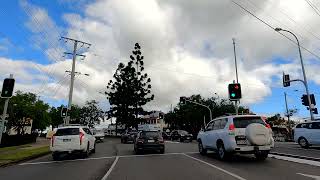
[
  {"x1": 231, "y1": 0, "x2": 320, "y2": 60},
  {"x1": 304, "y1": 0, "x2": 320, "y2": 18}
]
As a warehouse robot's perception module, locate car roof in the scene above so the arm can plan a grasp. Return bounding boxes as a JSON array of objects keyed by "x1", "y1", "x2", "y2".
[
  {"x1": 214, "y1": 114, "x2": 262, "y2": 119},
  {"x1": 56, "y1": 126, "x2": 87, "y2": 129}
]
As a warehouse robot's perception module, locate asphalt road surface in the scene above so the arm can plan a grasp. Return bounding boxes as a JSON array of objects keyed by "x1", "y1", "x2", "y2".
[
  {"x1": 272, "y1": 142, "x2": 320, "y2": 159},
  {"x1": 1, "y1": 138, "x2": 320, "y2": 180}
]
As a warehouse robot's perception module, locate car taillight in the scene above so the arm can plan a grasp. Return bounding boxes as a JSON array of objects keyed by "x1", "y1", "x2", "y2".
[
  {"x1": 265, "y1": 124, "x2": 271, "y2": 129},
  {"x1": 80, "y1": 132, "x2": 85, "y2": 145},
  {"x1": 158, "y1": 137, "x2": 164, "y2": 144},
  {"x1": 137, "y1": 138, "x2": 144, "y2": 143},
  {"x1": 229, "y1": 124, "x2": 235, "y2": 131},
  {"x1": 51, "y1": 134, "x2": 55, "y2": 146}
]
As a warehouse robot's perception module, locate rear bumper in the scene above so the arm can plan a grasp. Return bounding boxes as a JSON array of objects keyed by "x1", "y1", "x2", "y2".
[
  {"x1": 50, "y1": 146, "x2": 85, "y2": 153},
  {"x1": 136, "y1": 144, "x2": 165, "y2": 151},
  {"x1": 234, "y1": 145, "x2": 273, "y2": 153}
]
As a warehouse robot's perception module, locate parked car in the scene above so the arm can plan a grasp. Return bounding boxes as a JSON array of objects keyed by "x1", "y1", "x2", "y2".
[
  {"x1": 197, "y1": 115, "x2": 274, "y2": 161},
  {"x1": 50, "y1": 126, "x2": 96, "y2": 160},
  {"x1": 171, "y1": 130, "x2": 193, "y2": 142},
  {"x1": 294, "y1": 121, "x2": 320, "y2": 148},
  {"x1": 134, "y1": 131, "x2": 165, "y2": 154},
  {"x1": 162, "y1": 132, "x2": 170, "y2": 140},
  {"x1": 121, "y1": 130, "x2": 138, "y2": 143},
  {"x1": 92, "y1": 128, "x2": 105, "y2": 142}
]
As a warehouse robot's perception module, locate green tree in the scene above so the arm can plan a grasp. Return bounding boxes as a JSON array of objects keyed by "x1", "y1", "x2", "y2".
[
  {"x1": 78, "y1": 100, "x2": 103, "y2": 127},
  {"x1": 0, "y1": 91, "x2": 51, "y2": 134},
  {"x1": 106, "y1": 43, "x2": 154, "y2": 128},
  {"x1": 49, "y1": 106, "x2": 64, "y2": 128},
  {"x1": 165, "y1": 94, "x2": 245, "y2": 135}
]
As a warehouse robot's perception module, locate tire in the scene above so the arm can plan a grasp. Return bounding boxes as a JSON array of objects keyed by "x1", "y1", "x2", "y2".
[
  {"x1": 83, "y1": 143, "x2": 90, "y2": 158},
  {"x1": 159, "y1": 149, "x2": 165, "y2": 154},
  {"x1": 217, "y1": 143, "x2": 229, "y2": 160},
  {"x1": 198, "y1": 140, "x2": 207, "y2": 155},
  {"x1": 255, "y1": 151, "x2": 269, "y2": 161},
  {"x1": 179, "y1": 137, "x2": 184, "y2": 142},
  {"x1": 298, "y1": 137, "x2": 310, "y2": 148},
  {"x1": 121, "y1": 139, "x2": 124, "y2": 143},
  {"x1": 52, "y1": 152, "x2": 59, "y2": 161},
  {"x1": 92, "y1": 142, "x2": 96, "y2": 153}
]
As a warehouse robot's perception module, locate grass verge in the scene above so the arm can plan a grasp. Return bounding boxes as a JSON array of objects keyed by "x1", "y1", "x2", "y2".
[{"x1": 0, "y1": 146, "x2": 50, "y2": 167}]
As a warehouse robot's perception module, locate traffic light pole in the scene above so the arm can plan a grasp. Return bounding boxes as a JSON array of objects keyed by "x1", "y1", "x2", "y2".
[
  {"x1": 185, "y1": 99, "x2": 212, "y2": 125},
  {"x1": 0, "y1": 74, "x2": 13, "y2": 144},
  {"x1": 233, "y1": 39, "x2": 239, "y2": 115},
  {"x1": 284, "y1": 92, "x2": 291, "y2": 134}
]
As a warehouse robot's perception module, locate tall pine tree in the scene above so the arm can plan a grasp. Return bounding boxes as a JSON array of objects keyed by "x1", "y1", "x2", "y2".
[{"x1": 106, "y1": 43, "x2": 154, "y2": 128}]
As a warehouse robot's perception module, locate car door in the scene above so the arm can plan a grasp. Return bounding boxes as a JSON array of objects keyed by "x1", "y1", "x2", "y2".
[
  {"x1": 202, "y1": 121, "x2": 213, "y2": 148},
  {"x1": 83, "y1": 128, "x2": 95, "y2": 150},
  {"x1": 309, "y1": 122, "x2": 320, "y2": 144},
  {"x1": 208, "y1": 120, "x2": 221, "y2": 150}
]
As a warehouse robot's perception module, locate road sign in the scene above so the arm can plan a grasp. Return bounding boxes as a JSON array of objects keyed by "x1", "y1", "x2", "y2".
[{"x1": 1, "y1": 78, "x2": 15, "y2": 98}]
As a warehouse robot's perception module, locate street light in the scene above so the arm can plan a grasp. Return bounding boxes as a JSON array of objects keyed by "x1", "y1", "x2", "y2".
[{"x1": 275, "y1": 27, "x2": 314, "y2": 121}]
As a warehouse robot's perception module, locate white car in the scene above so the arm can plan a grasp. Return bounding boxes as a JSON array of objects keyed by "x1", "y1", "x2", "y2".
[
  {"x1": 91, "y1": 128, "x2": 105, "y2": 142},
  {"x1": 197, "y1": 115, "x2": 274, "y2": 160},
  {"x1": 294, "y1": 121, "x2": 320, "y2": 148},
  {"x1": 50, "y1": 126, "x2": 96, "y2": 160}
]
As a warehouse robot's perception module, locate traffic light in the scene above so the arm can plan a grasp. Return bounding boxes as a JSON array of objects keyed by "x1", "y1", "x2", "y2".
[
  {"x1": 313, "y1": 108, "x2": 318, "y2": 114},
  {"x1": 180, "y1": 96, "x2": 186, "y2": 105},
  {"x1": 310, "y1": 94, "x2": 316, "y2": 105},
  {"x1": 228, "y1": 83, "x2": 242, "y2": 100},
  {"x1": 1, "y1": 78, "x2": 15, "y2": 98},
  {"x1": 301, "y1": 94, "x2": 308, "y2": 106},
  {"x1": 61, "y1": 107, "x2": 68, "y2": 117},
  {"x1": 283, "y1": 73, "x2": 290, "y2": 87},
  {"x1": 159, "y1": 114, "x2": 164, "y2": 119}
]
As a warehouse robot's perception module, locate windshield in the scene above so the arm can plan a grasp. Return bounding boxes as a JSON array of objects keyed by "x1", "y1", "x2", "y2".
[
  {"x1": 178, "y1": 130, "x2": 188, "y2": 135},
  {"x1": 140, "y1": 131, "x2": 161, "y2": 138},
  {"x1": 233, "y1": 117, "x2": 265, "y2": 128},
  {"x1": 55, "y1": 128, "x2": 79, "y2": 136}
]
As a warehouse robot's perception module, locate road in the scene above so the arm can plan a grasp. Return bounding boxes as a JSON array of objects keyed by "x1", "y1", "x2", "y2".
[
  {"x1": 0, "y1": 138, "x2": 320, "y2": 180},
  {"x1": 271, "y1": 142, "x2": 320, "y2": 159}
]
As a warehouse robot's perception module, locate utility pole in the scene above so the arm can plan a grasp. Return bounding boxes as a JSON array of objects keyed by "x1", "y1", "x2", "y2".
[
  {"x1": 0, "y1": 74, "x2": 13, "y2": 144},
  {"x1": 60, "y1": 37, "x2": 91, "y2": 125},
  {"x1": 284, "y1": 92, "x2": 291, "y2": 130},
  {"x1": 232, "y1": 38, "x2": 239, "y2": 115}
]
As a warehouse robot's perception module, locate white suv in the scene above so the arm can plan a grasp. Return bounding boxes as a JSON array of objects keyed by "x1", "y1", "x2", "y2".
[
  {"x1": 294, "y1": 121, "x2": 320, "y2": 148},
  {"x1": 50, "y1": 126, "x2": 96, "y2": 160},
  {"x1": 197, "y1": 115, "x2": 274, "y2": 160}
]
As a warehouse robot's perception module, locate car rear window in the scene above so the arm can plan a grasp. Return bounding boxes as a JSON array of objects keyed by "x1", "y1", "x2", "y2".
[
  {"x1": 178, "y1": 130, "x2": 188, "y2": 135},
  {"x1": 55, "y1": 128, "x2": 79, "y2": 136},
  {"x1": 141, "y1": 131, "x2": 160, "y2": 138},
  {"x1": 233, "y1": 117, "x2": 265, "y2": 128}
]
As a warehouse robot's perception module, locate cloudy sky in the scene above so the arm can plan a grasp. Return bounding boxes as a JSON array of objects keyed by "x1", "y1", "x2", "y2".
[{"x1": 1, "y1": 0, "x2": 320, "y2": 119}]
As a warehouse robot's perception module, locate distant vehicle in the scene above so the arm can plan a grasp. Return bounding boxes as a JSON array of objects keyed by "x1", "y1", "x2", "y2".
[
  {"x1": 91, "y1": 128, "x2": 105, "y2": 142},
  {"x1": 197, "y1": 115, "x2": 274, "y2": 161},
  {"x1": 294, "y1": 121, "x2": 320, "y2": 148},
  {"x1": 162, "y1": 132, "x2": 170, "y2": 140},
  {"x1": 170, "y1": 130, "x2": 193, "y2": 142},
  {"x1": 50, "y1": 126, "x2": 96, "y2": 160},
  {"x1": 121, "y1": 130, "x2": 138, "y2": 143},
  {"x1": 134, "y1": 131, "x2": 165, "y2": 154}
]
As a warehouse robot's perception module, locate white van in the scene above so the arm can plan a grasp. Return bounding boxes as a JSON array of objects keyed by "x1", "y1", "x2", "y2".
[{"x1": 294, "y1": 121, "x2": 320, "y2": 148}]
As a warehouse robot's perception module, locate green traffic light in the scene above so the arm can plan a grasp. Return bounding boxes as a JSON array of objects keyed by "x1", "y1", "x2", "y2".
[{"x1": 231, "y1": 93, "x2": 236, "y2": 97}]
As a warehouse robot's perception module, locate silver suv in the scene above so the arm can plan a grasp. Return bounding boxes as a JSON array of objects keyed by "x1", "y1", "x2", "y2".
[{"x1": 197, "y1": 115, "x2": 274, "y2": 160}]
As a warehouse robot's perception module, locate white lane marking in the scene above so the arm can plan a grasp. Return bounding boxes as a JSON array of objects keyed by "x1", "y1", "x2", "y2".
[
  {"x1": 269, "y1": 154, "x2": 320, "y2": 167},
  {"x1": 297, "y1": 173, "x2": 320, "y2": 180},
  {"x1": 19, "y1": 156, "x2": 116, "y2": 166},
  {"x1": 165, "y1": 141, "x2": 180, "y2": 144},
  {"x1": 183, "y1": 154, "x2": 246, "y2": 180},
  {"x1": 101, "y1": 156, "x2": 119, "y2": 180},
  {"x1": 19, "y1": 152, "x2": 198, "y2": 166}
]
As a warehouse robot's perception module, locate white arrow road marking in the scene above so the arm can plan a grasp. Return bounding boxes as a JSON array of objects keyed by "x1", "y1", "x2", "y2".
[{"x1": 297, "y1": 173, "x2": 320, "y2": 180}]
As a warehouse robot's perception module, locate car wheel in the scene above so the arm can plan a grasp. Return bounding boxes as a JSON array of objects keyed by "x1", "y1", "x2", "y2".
[
  {"x1": 159, "y1": 149, "x2": 165, "y2": 154},
  {"x1": 92, "y1": 142, "x2": 96, "y2": 153},
  {"x1": 298, "y1": 137, "x2": 310, "y2": 148},
  {"x1": 52, "y1": 152, "x2": 59, "y2": 161},
  {"x1": 83, "y1": 143, "x2": 90, "y2": 158},
  {"x1": 217, "y1": 143, "x2": 229, "y2": 160},
  {"x1": 198, "y1": 140, "x2": 207, "y2": 155},
  {"x1": 255, "y1": 151, "x2": 269, "y2": 161}
]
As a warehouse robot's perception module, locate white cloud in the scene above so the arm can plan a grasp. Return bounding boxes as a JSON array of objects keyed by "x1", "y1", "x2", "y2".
[{"x1": 8, "y1": 0, "x2": 320, "y2": 114}]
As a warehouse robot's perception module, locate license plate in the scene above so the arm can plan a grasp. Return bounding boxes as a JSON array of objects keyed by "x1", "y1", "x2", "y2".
[
  {"x1": 63, "y1": 139, "x2": 71, "y2": 142},
  {"x1": 236, "y1": 140, "x2": 247, "y2": 145},
  {"x1": 148, "y1": 140, "x2": 155, "y2": 143}
]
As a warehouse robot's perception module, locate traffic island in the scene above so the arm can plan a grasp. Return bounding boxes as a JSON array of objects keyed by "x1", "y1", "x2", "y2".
[{"x1": 0, "y1": 145, "x2": 50, "y2": 167}]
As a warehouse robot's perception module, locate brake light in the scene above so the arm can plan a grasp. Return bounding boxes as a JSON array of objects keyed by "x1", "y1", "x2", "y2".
[
  {"x1": 229, "y1": 124, "x2": 235, "y2": 131},
  {"x1": 266, "y1": 124, "x2": 271, "y2": 129},
  {"x1": 51, "y1": 134, "x2": 55, "y2": 146},
  {"x1": 80, "y1": 132, "x2": 85, "y2": 145}
]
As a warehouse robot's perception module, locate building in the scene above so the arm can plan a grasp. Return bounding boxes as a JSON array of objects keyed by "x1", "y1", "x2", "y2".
[{"x1": 139, "y1": 111, "x2": 168, "y2": 132}]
